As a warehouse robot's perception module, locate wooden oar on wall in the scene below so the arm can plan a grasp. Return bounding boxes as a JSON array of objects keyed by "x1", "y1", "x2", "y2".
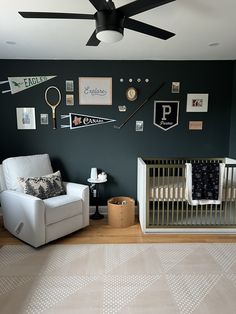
[{"x1": 114, "y1": 82, "x2": 165, "y2": 129}]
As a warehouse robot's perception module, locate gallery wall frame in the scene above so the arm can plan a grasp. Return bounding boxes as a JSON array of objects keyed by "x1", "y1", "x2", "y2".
[
  {"x1": 171, "y1": 81, "x2": 180, "y2": 93},
  {"x1": 66, "y1": 94, "x2": 74, "y2": 106},
  {"x1": 189, "y1": 120, "x2": 203, "y2": 130},
  {"x1": 118, "y1": 105, "x2": 127, "y2": 112},
  {"x1": 66, "y1": 80, "x2": 74, "y2": 92},
  {"x1": 40, "y1": 113, "x2": 49, "y2": 125},
  {"x1": 186, "y1": 93, "x2": 209, "y2": 112},
  {"x1": 16, "y1": 107, "x2": 36, "y2": 130},
  {"x1": 136, "y1": 121, "x2": 144, "y2": 132},
  {"x1": 79, "y1": 77, "x2": 112, "y2": 105}
]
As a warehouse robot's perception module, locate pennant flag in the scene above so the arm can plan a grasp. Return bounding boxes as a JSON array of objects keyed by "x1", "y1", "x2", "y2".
[
  {"x1": 154, "y1": 101, "x2": 179, "y2": 131},
  {"x1": 61, "y1": 113, "x2": 116, "y2": 129},
  {"x1": 2, "y1": 76, "x2": 56, "y2": 94}
]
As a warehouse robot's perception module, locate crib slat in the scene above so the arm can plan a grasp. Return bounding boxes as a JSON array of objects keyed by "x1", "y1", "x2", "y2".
[
  {"x1": 167, "y1": 167, "x2": 170, "y2": 226},
  {"x1": 210, "y1": 204, "x2": 213, "y2": 225},
  {"x1": 152, "y1": 168, "x2": 155, "y2": 225},
  {"x1": 157, "y1": 167, "x2": 160, "y2": 225}
]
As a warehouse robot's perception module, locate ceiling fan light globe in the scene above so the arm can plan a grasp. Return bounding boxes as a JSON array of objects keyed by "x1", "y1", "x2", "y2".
[{"x1": 96, "y1": 30, "x2": 123, "y2": 43}]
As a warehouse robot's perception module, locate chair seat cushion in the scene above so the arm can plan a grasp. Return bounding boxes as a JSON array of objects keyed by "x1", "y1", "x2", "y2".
[{"x1": 44, "y1": 195, "x2": 82, "y2": 225}]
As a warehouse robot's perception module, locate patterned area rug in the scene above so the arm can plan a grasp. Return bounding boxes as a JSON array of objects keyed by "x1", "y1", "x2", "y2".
[{"x1": 1, "y1": 243, "x2": 236, "y2": 314}]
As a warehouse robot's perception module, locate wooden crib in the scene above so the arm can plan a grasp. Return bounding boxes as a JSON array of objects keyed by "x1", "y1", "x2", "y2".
[{"x1": 137, "y1": 157, "x2": 236, "y2": 233}]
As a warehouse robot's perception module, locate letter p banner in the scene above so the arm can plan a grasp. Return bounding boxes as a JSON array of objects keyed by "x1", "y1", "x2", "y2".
[{"x1": 154, "y1": 101, "x2": 179, "y2": 131}]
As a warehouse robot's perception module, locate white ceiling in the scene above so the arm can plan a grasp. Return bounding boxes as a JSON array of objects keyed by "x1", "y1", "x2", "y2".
[{"x1": 1, "y1": 0, "x2": 236, "y2": 60}]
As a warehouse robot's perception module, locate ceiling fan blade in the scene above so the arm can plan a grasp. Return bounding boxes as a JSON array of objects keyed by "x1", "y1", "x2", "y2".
[
  {"x1": 19, "y1": 12, "x2": 94, "y2": 20},
  {"x1": 124, "y1": 18, "x2": 175, "y2": 40},
  {"x1": 89, "y1": 0, "x2": 115, "y2": 11},
  {"x1": 118, "y1": 0, "x2": 175, "y2": 18},
  {"x1": 86, "y1": 30, "x2": 101, "y2": 46}
]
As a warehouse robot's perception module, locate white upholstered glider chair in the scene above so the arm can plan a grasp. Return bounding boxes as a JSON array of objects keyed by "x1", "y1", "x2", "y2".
[{"x1": 0, "y1": 154, "x2": 89, "y2": 247}]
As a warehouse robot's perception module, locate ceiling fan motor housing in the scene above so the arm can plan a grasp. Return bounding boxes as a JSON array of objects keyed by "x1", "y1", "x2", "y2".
[{"x1": 95, "y1": 10, "x2": 125, "y2": 42}]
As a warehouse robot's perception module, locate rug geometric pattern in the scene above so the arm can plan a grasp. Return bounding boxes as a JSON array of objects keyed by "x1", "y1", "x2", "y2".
[
  {"x1": 24, "y1": 275, "x2": 99, "y2": 314},
  {"x1": 1, "y1": 243, "x2": 236, "y2": 314},
  {"x1": 103, "y1": 274, "x2": 161, "y2": 314},
  {"x1": 166, "y1": 273, "x2": 221, "y2": 314},
  {"x1": 206, "y1": 243, "x2": 236, "y2": 272}
]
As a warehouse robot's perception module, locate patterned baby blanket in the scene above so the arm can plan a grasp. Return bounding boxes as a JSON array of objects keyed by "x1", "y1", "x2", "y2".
[{"x1": 185, "y1": 162, "x2": 225, "y2": 205}]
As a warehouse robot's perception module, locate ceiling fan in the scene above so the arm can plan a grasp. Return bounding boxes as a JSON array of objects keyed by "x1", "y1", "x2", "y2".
[{"x1": 19, "y1": 0, "x2": 176, "y2": 46}]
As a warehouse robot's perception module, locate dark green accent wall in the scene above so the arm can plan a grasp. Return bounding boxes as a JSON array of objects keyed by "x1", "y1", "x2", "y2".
[
  {"x1": 229, "y1": 61, "x2": 236, "y2": 158},
  {"x1": 0, "y1": 60, "x2": 234, "y2": 204}
]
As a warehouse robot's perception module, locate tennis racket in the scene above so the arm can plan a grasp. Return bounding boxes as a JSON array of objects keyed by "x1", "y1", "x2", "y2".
[{"x1": 45, "y1": 86, "x2": 61, "y2": 129}]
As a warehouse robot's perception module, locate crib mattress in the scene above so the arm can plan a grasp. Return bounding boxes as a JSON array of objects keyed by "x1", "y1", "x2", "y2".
[{"x1": 149, "y1": 177, "x2": 236, "y2": 201}]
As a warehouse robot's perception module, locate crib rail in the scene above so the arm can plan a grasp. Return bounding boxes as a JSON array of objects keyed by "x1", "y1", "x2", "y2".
[{"x1": 143, "y1": 158, "x2": 236, "y2": 228}]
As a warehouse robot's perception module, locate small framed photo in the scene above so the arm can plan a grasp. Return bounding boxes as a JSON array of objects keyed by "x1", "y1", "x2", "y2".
[
  {"x1": 189, "y1": 121, "x2": 203, "y2": 130},
  {"x1": 40, "y1": 113, "x2": 49, "y2": 125},
  {"x1": 118, "y1": 105, "x2": 127, "y2": 112},
  {"x1": 171, "y1": 82, "x2": 180, "y2": 93},
  {"x1": 136, "y1": 121, "x2": 144, "y2": 132},
  {"x1": 66, "y1": 94, "x2": 74, "y2": 106},
  {"x1": 186, "y1": 93, "x2": 209, "y2": 112},
  {"x1": 66, "y1": 80, "x2": 74, "y2": 92},
  {"x1": 16, "y1": 107, "x2": 36, "y2": 130}
]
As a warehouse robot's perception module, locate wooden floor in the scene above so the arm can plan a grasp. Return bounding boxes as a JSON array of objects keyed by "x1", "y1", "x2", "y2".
[{"x1": 1, "y1": 216, "x2": 236, "y2": 246}]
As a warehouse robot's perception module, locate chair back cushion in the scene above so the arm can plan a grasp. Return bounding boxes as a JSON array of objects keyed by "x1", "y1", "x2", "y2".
[{"x1": 3, "y1": 154, "x2": 53, "y2": 191}]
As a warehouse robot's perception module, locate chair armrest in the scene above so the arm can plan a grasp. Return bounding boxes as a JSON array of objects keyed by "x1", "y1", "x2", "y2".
[
  {"x1": 63, "y1": 182, "x2": 89, "y2": 226},
  {"x1": 63, "y1": 182, "x2": 89, "y2": 201},
  {"x1": 1, "y1": 189, "x2": 41, "y2": 202},
  {"x1": 0, "y1": 190, "x2": 46, "y2": 247}
]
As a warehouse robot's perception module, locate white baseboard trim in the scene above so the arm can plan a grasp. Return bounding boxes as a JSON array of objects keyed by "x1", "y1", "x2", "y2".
[{"x1": 89, "y1": 205, "x2": 139, "y2": 215}]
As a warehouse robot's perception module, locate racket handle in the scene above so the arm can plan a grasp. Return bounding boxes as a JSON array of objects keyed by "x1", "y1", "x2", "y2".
[{"x1": 53, "y1": 117, "x2": 56, "y2": 129}]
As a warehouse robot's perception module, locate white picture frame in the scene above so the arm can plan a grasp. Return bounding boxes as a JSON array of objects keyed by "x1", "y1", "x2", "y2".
[
  {"x1": 136, "y1": 121, "x2": 144, "y2": 132},
  {"x1": 16, "y1": 107, "x2": 36, "y2": 130},
  {"x1": 79, "y1": 77, "x2": 112, "y2": 105},
  {"x1": 186, "y1": 93, "x2": 209, "y2": 112}
]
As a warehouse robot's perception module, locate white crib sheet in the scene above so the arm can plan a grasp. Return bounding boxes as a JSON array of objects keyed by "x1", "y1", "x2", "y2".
[
  {"x1": 149, "y1": 176, "x2": 185, "y2": 201},
  {"x1": 149, "y1": 176, "x2": 236, "y2": 201}
]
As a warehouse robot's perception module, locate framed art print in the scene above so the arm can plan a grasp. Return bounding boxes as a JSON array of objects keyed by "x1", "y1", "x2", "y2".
[
  {"x1": 79, "y1": 77, "x2": 112, "y2": 105},
  {"x1": 186, "y1": 93, "x2": 209, "y2": 112},
  {"x1": 16, "y1": 107, "x2": 36, "y2": 130}
]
